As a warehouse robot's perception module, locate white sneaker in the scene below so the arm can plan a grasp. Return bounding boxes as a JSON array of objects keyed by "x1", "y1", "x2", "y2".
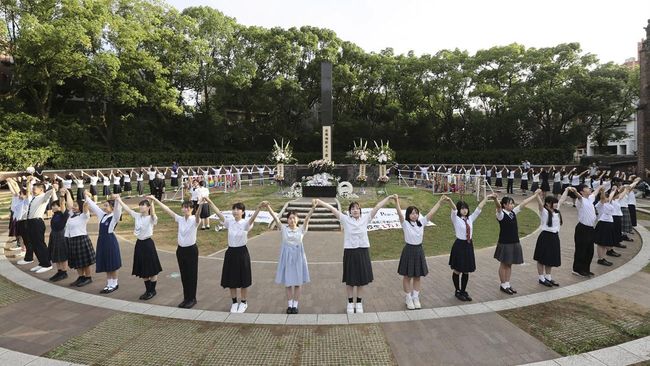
[
  {"x1": 230, "y1": 303, "x2": 239, "y2": 313},
  {"x1": 17, "y1": 259, "x2": 33, "y2": 265},
  {"x1": 30, "y1": 265, "x2": 43, "y2": 272},
  {"x1": 412, "y1": 297, "x2": 421, "y2": 309},
  {"x1": 35, "y1": 266, "x2": 53, "y2": 274},
  {"x1": 346, "y1": 302, "x2": 355, "y2": 314},
  {"x1": 9, "y1": 246, "x2": 22, "y2": 251},
  {"x1": 237, "y1": 302, "x2": 248, "y2": 313},
  {"x1": 355, "y1": 302, "x2": 364, "y2": 314},
  {"x1": 405, "y1": 295, "x2": 415, "y2": 310}
]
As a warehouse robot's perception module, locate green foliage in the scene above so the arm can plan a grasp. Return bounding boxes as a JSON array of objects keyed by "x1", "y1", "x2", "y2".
[{"x1": 0, "y1": 113, "x2": 59, "y2": 170}]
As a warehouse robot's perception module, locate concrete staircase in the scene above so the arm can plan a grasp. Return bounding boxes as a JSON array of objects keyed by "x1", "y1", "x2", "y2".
[{"x1": 271, "y1": 198, "x2": 341, "y2": 231}]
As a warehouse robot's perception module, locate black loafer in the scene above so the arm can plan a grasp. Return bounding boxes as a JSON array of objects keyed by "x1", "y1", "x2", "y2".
[
  {"x1": 139, "y1": 292, "x2": 149, "y2": 300},
  {"x1": 178, "y1": 300, "x2": 189, "y2": 308},
  {"x1": 141, "y1": 290, "x2": 156, "y2": 300},
  {"x1": 547, "y1": 279, "x2": 560, "y2": 286},
  {"x1": 614, "y1": 243, "x2": 627, "y2": 248},
  {"x1": 539, "y1": 279, "x2": 553, "y2": 287},
  {"x1": 588, "y1": 272, "x2": 595, "y2": 277},
  {"x1": 76, "y1": 277, "x2": 92, "y2": 287},
  {"x1": 70, "y1": 276, "x2": 83, "y2": 286},
  {"x1": 597, "y1": 258, "x2": 613, "y2": 266},
  {"x1": 286, "y1": 307, "x2": 292, "y2": 314},
  {"x1": 510, "y1": 287, "x2": 517, "y2": 294},
  {"x1": 105, "y1": 285, "x2": 119, "y2": 294},
  {"x1": 455, "y1": 291, "x2": 466, "y2": 301},
  {"x1": 461, "y1": 291, "x2": 472, "y2": 301},
  {"x1": 606, "y1": 250, "x2": 621, "y2": 257},
  {"x1": 500, "y1": 287, "x2": 514, "y2": 295},
  {"x1": 184, "y1": 299, "x2": 197, "y2": 309}
]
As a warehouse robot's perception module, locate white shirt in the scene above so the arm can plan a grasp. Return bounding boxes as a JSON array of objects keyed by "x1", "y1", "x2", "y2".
[
  {"x1": 147, "y1": 171, "x2": 157, "y2": 180},
  {"x1": 128, "y1": 211, "x2": 157, "y2": 240},
  {"x1": 571, "y1": 175, "x2": 580, "y2": 186},
  {"x1": 197, "y1": 187, "x2": 209, "y2": 200},
  {"x1": 26, "y1": 190, "x2": 55, "y2": 219},
  {"x1": 618, "y1": 194, "x2": 629, "y2": 207},
  {"x1": 340, "y1": 214, "x2": 371, "y2": 249},
  {"x1": 561, "y1": 175, "x2": 570, "y2": 184},
  {"x1": 627, "y1": 191, "x2": 637, "y2": 206},
  {"x1": 402, "y1": 216, "x2": 429, "y2": 245},
  {"x1": 174, "y1": 214, "x2": 199, "y2": 247},
  {"x1": 64, "y1": 211, "x2": 90, "y2": 237},
  {"x1": 123, "y1": 175, "x2": 131, "y2": 183},
  {"x1": 223, "y1": 217, "x2": 251, "y2": 247},
  {"x1": 532, "y1": 173, "x2": 540, "y2": 183},
  {"x1": 451, "y1": 208, "x2": 481, "y2": 240},
  {"x1": 521, "y1": 172, "x2": 528, "y2": 180},
  {"x1": 554, "y1": 172, "x2": 561, "y2": 182},
  {"x1": 496, "y1": 207, "x2": 521, "y2": 221},
  {"x1": 63, "y1": 179, "x2": 73, "y2": 189},
  {"x1": 11, "y1": 196, "x2": 28, "y2": 221},
  {"x1": 86, "y1": 198, "x2": 121, "y2": 233},
  {"x1": 74, "y1": 179, "x2": 84, "y2": 188},
  {"x1": 113, "y1": 176, "x2": 121, "y2": 185},
  {"x1": 508, "y1": 170, "x2": 515, "y2": 179},
  {"x1": 281, "y1": 225, "x2": 304, "y2": 247},
  {"x1": 596, "y1": 202, "x2": 614, "y2": 222},
  {"x1": 190, "y1": 187, "x2": 199, "y2": 201},
  {"x1": 540, "y1": 209, "x2": 561, "y2": 233},
  {"x1": 136, "y1": 174, "x2": 144, "y2": 182},
  {"x1": 102, "y1": 177, "x2": 110, "y2": 185},
  {"x1": 576, "y1": 195, "x2": 597, "y2": 227},
  {"x1": 89, "y1": 176, "x2": 99, "y2": 186},
  {"x1": 611, "y1": 200, "x2": 623, "y2": 216}
]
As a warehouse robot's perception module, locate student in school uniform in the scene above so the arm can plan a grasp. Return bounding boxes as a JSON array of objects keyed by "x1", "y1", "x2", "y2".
[
  {"x1": 393, "y1": 194, "x2": 444, "y2": 309},
  {"x1": 315, "y1": 196, "x2": 393, "y2": 314},
  {"x1": 609, "y1": 186, "x2": 625, "y2": 254},
  {"x1": 505, "y1": 166, "x2": 517, "y2": 194},
  {"x1": 520, "y1": 168, "x2": 529, "y2": 196},
  {"x1": 530, "y1": 169, "x2": 540, "y2": 193},
  {"x1": 84, "y1": 191, "x2": 122, "y2": 293},
  {"x1": 484, "y1": 165, "x2": 493, "y2": 186},
  {"x1": 109, "y1": 170, "x2": 122, "y2": 195},
  {"x1": 620, "y1": 177, "x2": 641, "y2": 242},
  {"x1": 495, "y1": 167, "x2": 504, "y2": 190},
  {"x1": 491, "y1": 191, "x2": 540, "y2": 294},
  {"x1": 97, "y1": 171, "x2": 111, "y2": 198},
  {"x1": 442, "y1": 194, "x2": 494, "y2": 302},
  {"x1": 120, "y1": 169, "x2": 133, "y2": 197},
  {"x1": 135, "y1": 169, "x2": 145, "y2": 197},
  {"x1": 205, "y1": 198, "x2": 264, "y2": 313},
  {"x1": 114, "y1": 195, "x2": 162, "y2": 300},
  {"x1": 170, "y1": 165, "x2": 179, "y2": 190},
  {"x1": 63, "y1": 188, "x2": 96, "y2": 287},
  {"x1": 7, "y1": 178, "x2": 28, "y2": 258},
  {"x1": 572, "y1": 185, "x2": 599, "y2": 277},
  {"x1": 81, "y1": 171, "x2": 100, "y2": 201},
  {"x1": 69, "y1": 172, "x2": 85, "y2": 208},
  {"x1": 594, "y1": 187, "x2": 618, "y2": 267},
  {"x1": 197, "y1": 181, "x2": 211, "y2": 230},
  {"x1": 561, "y1": 168, "x2": 572, "y2": 196},
  {"x1": 24, "y1": 177, "x2": 55, "y2": 274},
  {"x1": 569, "y1": 169, "x2": 588, "y2": 206},
  {"x1": 146, "y1": 167, "x2": 158, "y2": 194},
  {"x1": 190, "y1": 179, "x2": 200, "y2": 215},
  {"x1": 628, "y1": 180, "x2": 639, "y2": 229},
  {"x1": 266, "y1": 201, "x2": 316, "y2": 314},
  {"x1": 533, "y1": 188, "x2": 570, "y2": 287},
  {"x1": 539, "y1": 167, "x2": 551, "y2": 193},
  {"x1": 150, "y1": 197, "x2": 202, "y2": 309},
  {"x1": 46, "y1": 197, "x2": 69, "y2": 282},
  {"x1": 551, "y1": 167, "x2": 562, "y2": 196}
]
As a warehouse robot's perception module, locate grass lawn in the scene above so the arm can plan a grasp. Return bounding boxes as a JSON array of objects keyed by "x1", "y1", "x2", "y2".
[{"x1": 500, "y1": 291, "x2": 650, "y2": 356}]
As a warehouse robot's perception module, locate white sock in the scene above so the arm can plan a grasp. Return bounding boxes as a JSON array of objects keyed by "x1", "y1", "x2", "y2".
[
  {"x1": 544, "y1": 274, "x2": 552, "y2": 281},
  {"x1": 539, "y1": 275, "x2": 546, "y2": 281},
  {"x1": 293, "y1": 300, "x2": 298, "y2": 308},
  {"x1": 505, "y1": 282, "x2": 510, "y2": 288},
  {"x1": 501, "y1": 282, "x2": 509, "y2": 289},
  {"x1": 412, "y1": 290, "x2": 420, "y2": 298},
  {"x1": 404, "y1": 292, "x2": 411, "y2": 299},
  {"x1": 288, "y1": 299, "x2": 293, "y2": 307}
]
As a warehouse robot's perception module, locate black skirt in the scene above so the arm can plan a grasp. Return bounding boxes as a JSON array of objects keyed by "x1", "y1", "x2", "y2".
[
  {"x1": 397, "y1": 244, "x2": 428, "y2": 277},
  {"x1": 629, "y1": 204, "x2": 637, "y2": 227},
  {"x1": 342, "y1": 247, "x2": 374, "y2": 286},
  {"x1": 103, "y1": 185, "x2": 111, "y2": 196},
  {"x1": 199, "y1": 203, "x2": 211, "y2": 219},
  {"x1": 171, "y1": 177, "x2": 179, "y2": 187},
  {"x1": 552, "y1": 182, "x2": 562, "y2": 194},
  {"x1": 562, "y1": 183, "x2": 570, "y2": 192},
  {"x1": 612, "y1": 215, "x2": 622, "y2": 244},
  {"x1": 520, "y1": 180, "x2": 528, "y2": 190},
  {"x1": 221, "y1": 246, "x2": 252, "y2": 288},
  {"x1": 90, "y1": 185, "x2": 98, "y2": 196},
  {"x1": 48, "y1": 229, "x2": 68, "y2": 262},
  {"x1": 113, "y1": 184, "x2": 122, "y2": 194},
  {"x1": 533, "y1": 231, "x2": 561, "y2": 267},
  {"x1": 486, "y1": 177, "x2": 492, "y2": 185},
  {"x1": 191, "y1": 200, "x2": 199, "y2": 215},
  {"x1": 449, "y1": 239, "x2": 476, "y2": 273},
  {"x1": 530, "y1": 182, "x2": 539, "y2": 192},
  {"x1": 66, "y1": 235, "x2": 96, "y2": 269},
  {"x1": 124, "y1": 182, "x2": 132, "y2": 192},
  {"x1": 541, "y1": 180, "x2": 551, "y2": 192},
  {"x1": 9, "y1": 217, "x2": 16, "y2": 237},
  {"x1": 132, "y1": 238, "x2": 163, "y2": 278},
  {"x1": 495, "y1": 178, "x2": 503, "y2": 187},
  {"x1": 76, "y1": 188, "x2": 85, "y2": 202},
  {"x1": 594, "y1": 221, "x2": 615, "y2": 247}
]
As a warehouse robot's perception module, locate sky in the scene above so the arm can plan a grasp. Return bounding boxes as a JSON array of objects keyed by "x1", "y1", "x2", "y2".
[{"x1": 166, "y1": 0, "x2": 650, "y2": 64}]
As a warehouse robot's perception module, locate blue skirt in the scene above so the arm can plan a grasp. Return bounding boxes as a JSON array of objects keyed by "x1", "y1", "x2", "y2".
[
  {"x1": 275, "y1": 243, "x2": 310, "y2": 286},
  {"x1": 95, "y1": 233, "x2": 122, "y2": 273}
]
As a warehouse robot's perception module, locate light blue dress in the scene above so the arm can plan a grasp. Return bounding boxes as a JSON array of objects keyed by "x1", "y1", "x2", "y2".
[{"x1": 275, "y1": 225, "x2": 310, "y2": 286}]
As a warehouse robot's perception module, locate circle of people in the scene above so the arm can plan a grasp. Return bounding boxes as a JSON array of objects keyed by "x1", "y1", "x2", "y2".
[{"x1": 5, "y1": 166, "x2": 641, "y2": 314}]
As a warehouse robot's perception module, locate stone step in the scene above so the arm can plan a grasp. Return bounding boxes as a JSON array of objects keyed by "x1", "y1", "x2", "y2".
[
  {"x1": 280, "y1": 218, "x2": 339, "y2": 224},
  {"x1": 284, "y1": 206, "x2": 332, "y2": 213},
  {"x1": 277, "y1": 212, "x2": 333, "y2": 218},
  {"x1": 306, "y1": 224, "x2": 342, "y2": 231},
  {"x1": 289, "y1": 200, "x2": 337, "y2": 207}
]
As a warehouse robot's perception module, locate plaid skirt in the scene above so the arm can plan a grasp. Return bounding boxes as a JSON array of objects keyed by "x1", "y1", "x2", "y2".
[
  {"x1": 621, "y1": 207, "x2": 632, "y2": 234},
  {"x1": 494, "y1": 242, "x2": 524, "y2": 265},
  {"x1": 397, "y1": 244, "x2": 428, "y2": 277},
  {"x1": 66, "y1": 235, "x2": 96, "y2": 269},
  {"x1": 48, "y1": 229, "x2": 68, "y2": 262}
]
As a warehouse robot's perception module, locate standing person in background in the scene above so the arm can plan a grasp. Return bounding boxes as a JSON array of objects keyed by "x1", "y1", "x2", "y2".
[{"x1": 24, "y1": 177, "x2": 56, "y2": 274}]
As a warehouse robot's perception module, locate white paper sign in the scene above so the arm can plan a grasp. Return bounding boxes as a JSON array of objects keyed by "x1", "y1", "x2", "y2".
[
  {"x1": 209, "y1": 210, "x2": 274, "y2": 224},
  {"x1": 360, "y1": 208, "x2": 435, "y2": 231}
]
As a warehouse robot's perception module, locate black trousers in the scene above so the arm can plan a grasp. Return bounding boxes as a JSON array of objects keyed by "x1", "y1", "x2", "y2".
[
  {"x1": 26, "y1": 218, "x2": 51, "y2": 267},
  {"x1": 573, "y1": 223, "x2": 594, "y2": 274},
  {"x1": 176, "y1": 244, "x2": 198, "y2": 301},
  {"x1": 629, "y1": 204, "x2": 637, "y2": 227},
  {"x1": 507, "y1": 178, "x2": 514, "y2": 194}
]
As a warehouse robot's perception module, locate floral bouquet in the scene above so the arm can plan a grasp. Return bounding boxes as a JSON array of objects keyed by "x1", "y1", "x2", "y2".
[
  {"x1": 269, "y1": 139, "x2": 296, "y2": 164},
  {"x1": 371, "y1": 140, "x2": 395, "y2": 164},
  {"x1": 377, "y1": 175, "x2": 390, "y2": 183},
  {"x1": 308, "y1": 159, "x2": 335, "y2": 173},
  {"x1": 356, "y1": 175, "x2": 367, "y2": 183},
  {"x1": 346, "y1": 138, "x2": 370, "y2": 163}
]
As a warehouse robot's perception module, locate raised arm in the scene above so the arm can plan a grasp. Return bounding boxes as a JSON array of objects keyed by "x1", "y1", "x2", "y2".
[
  {"x1": 265, "y1": 202, "x2": 282, "y2": 228},
  {"x1": 149, "y1": 196, "x2": 176, "y2": 218},
  {"x1": 314, "y1": 199, "x2": 342, "y2": 220},
  {"x1": 477, "y1": 194, "x2": 494, "y2": 210},
  {"x1": 205, "y1": 197, "x2": 226, "y2": 222},
  {"x1": 394, "y1": 195, "x2": 404, "y2": 223},
  {"x1": 536, "y1": 189, "x2": 545, "y2": 212},
  {"x1": 369, "y1": 195, "x2": 393, "y2": 220},
  {"x1": 247, "y1": 201, "x2": 264, "y2": 227},
  {"x1": 83, "y1": 191, "x2": 106, "y2": 218},
  {"x1": 515, "y1": 189, "x2": 541, "y2": 212},
  {"x1": 302, "y1": 200, "x2": 317, "y2": 232},
  {"x1": 424, "y1": 196, "x2": 444, "y2": 222},
  {"x1": 149, "y1": 197, "x2": 157, "y2": 223},
  {"x1": 558, "y1": 187, "x2": 571, "y2": 206},
  {"x1": 114, "y1": 195, "x2": 137, "y2": 217}
]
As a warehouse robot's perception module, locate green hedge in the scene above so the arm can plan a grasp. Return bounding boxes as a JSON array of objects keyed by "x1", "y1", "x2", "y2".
[{"x1": 43, "y1": 148, "x2": 574, "y2": 169}]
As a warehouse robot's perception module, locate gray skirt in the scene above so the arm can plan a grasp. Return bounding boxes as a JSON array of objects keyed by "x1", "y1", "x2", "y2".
[
  {"x1": 493, "y1": 242, "x2": 524, "y2": 265},
  {"x1": 621, "y1": 207, "x2": 632, "y2": 234},
  {"x1": 397, "y1": 244, "x2": 428, "y2": 277}
]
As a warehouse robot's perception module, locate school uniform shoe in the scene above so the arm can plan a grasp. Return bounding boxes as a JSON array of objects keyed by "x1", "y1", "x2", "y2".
[
  {"x1": 500, "y1": 287, "x2": 515, "y2": 295},
  {"x1": 539, "y1": 279, "x2": 553, "y2": 287},
  {"x1": 49, "y1": 271, "x2": 68, "y2": 282},
  {"x1": 547, "y1": 279, "x2": 560, "y2": 286},
  {"x1": 76, "y1": 277, "x2": 92, "y2": 287},
  {"x1": 292, "y1": 307, "x2": 299, "y2": 314},
  {"x1": 140, "y1": 291, "x2": 156, "y2": 301},
  {"x1": 101, "y1": 285, "x2": 119, "y2": 294},
  {"x1": 70, "y1": 276, "x2": 84, "y2": 286},
  {"x1": 346, "y1": 302, "x2": 355, "y2": 314},
  {"x1": 355, "y1": 302, "x2": 364, "y2": 314},
  {"x1": 412, "y1": 296, "x2": 422, "y2": 309},
  {"x1": 588, "y1": 272, "x2": 595, "y2": 277},
  {"x1": 455, "y1": 290, "x2": 467, "y2": 301},
  {"x1": 286, "y1": 307, "x2": 293, "y2": 314},
  {"x1": 597, "y1": 258, "x2": 613, "y2": 266},
  {"x1": 35, "y1": 266, "x2": 53, "y2": 274},
  {"x1": 606, "y1": 249, "x2": 621, "y2": 257},
  {"x1": 29, "y1": 265, "x2": 42, "y2": 272},
  {"x1": 230, "y1": 303, "x2": 239, "y2": 313},
  {"x1": 461, "y1": 291, "x2": 472, "y2": 302},
  {"x1": 571, "y1": 270, "x2": 589, "y2": 277},
  {"x1": 621, "y1": 236, "x2": 633, "y2": 242},
  {"x1": 17, "y1": 259, "x2": 33, "y2": 265},
  {"x1": 183, "y1": 299, "x2": 197, "y2": 309},
  {"x1": 237, "y1": 302, "x2": 248, "y2": 313},
  {"x1": 613, "y1": 243, "x2": 627, "y2": 248},
  {"x1": 405, "y1": 295, "x2": 415, "y2": 310}
]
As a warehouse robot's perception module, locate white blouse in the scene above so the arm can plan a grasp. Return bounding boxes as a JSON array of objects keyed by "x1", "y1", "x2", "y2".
[
  {"x1": 123, "y1": 175, "x2": 131, "y2": 183},
  {"x1": 223, "y1": 217, "x2": 251, "y2": 247},
  {"x1": 571, "y1": 175, "x2": 580, "y2": 186},
  {"x1": 128, "y1": 211, "x2": 157, "y2": 240},
  {"x1": 64, "y1": 211, "x2": 90, "y2": 238},
  {"x1": 627, "y1": 191, "x2": 637, "y2": 206},
  {"x1": 496, "y1": 171, "x2": 502, "y2": 178},
  {"x1": 340, "y1": 214, "x2": 371, "y2": 249},
  {"x1": 102, "y1": 177, "x2": 110, "y2": 185},
  {"x1": 63, "y1": 179, "x2": 73, "y2": 189},
  {"x1": 553, "y1": 172, "x2": 561, "y2": 182},
  {"x1": 402, "y1": 216, "x2": 429, "y2": 245},
  {"x1": 596, "y1": 202, "x2": 614, "y2": 222},
  {"x1": 611, "y1": 200, "x2": 623, "y2": 216},
  {"x1": 577, "y1": 195, "x2": 597, "y2": 227},
  {"x1": 86, "y1": 197, "x2": 121, "y2": 233},
  {"x1": 11, "y1": 196, "x2": 28, "y2": 221},
  {"x1": 540, "y1": 209, "x2": 561, "y2": 233},
  {"x1": 451, "y1": 208, "x2": 481, "y2": 240},
  {"x1": 89, "y1": 176, "x2": 99, "y2": 186},
  {"x1": 174, "y1": 214, "x2": 199, "y2": 247},
  {"x1": 74, "y1": 179, "x2": 84, "y2": 188},
  {"x1": 112, "y1": 176, "x2": 121, "y2": 185},
  {"x1": 147, "y1": 171, "x2": 157, "y2": 180}
]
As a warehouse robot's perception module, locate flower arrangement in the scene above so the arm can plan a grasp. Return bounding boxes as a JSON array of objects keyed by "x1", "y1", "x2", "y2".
[
  {"x1": 371, "y1": 140, "x2": 395, "y2": 164},
  {"x1": 274, "y1": 175, "x2": 285, "y2": 182},
  {"x1": 302, "y1": 173, "x2": 339, "y2": 187},
  {"x1": 356, "y1": 175, "x2": 367, "y2": 183},
  {"x1": 377, "y1": 175, "x2": 390, "y2": 183},
  {"x1": 269, "y1": 139, "x2": 296, "y2": 164},
  {"x1": 346, "y1": 138, "x2": 370, "y2": 163},
  {"x1": 308, "y1": 159, "x2": 335, "y2": 173}
]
